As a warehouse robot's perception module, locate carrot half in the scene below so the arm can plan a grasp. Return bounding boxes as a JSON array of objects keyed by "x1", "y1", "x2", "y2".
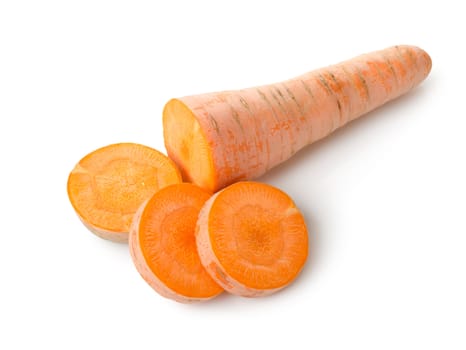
[
  {"x1": 196, "y1": 181, "x2": 308, "y2": 297},
  {"x1": 163, "y1": 45, "x2": 432, "y2": 192},
  {"x1": 67, "y1": 143, "x2": 182, "y2": 242},
  {"x1": 129, "y1": 183, "x2": 223, "y2": 303}
]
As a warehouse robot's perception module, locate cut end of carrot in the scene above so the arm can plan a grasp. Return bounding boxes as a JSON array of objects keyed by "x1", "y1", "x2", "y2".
[
  {"x1": 67, "y1": 143, "x2": 182, "y2": 242},
  {"x1": 129, "y1": 183, "x2": 223, "y2": 302},
  {"x1": 163, "y1": 99, "x2": 217, "y2": 192},
  {"x1": 196, "y1": 181, "x2": 309, "y2": 297}
]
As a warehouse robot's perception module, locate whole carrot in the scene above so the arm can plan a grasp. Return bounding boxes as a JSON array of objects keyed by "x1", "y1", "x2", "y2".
[{"x1": 163, "y1": 45, "x2": 432, "y2": 192}]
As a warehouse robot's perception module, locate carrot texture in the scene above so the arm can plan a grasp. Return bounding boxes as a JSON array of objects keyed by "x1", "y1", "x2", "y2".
[
  {"x1": 163, "y1": 45, "x2": 432, "y2": 192},
  {"x1": 130, "y1": 183, "x2": 223, "y2": 303},
  {"x1": 196, "y1": 181, "x2": 308, "y2": 297},
  {"x1": 67, "y1": 143, "x2": 182, "y2": 242}
]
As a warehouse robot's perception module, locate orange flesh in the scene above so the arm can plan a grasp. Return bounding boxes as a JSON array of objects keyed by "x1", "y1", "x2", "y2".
[
  {"x1": 163, "y1": 99, "x2": 216, "y2": 191},
  {"x1": 67, "y1": 143, "x2": 181, "y2": 240},
  {"x1": 136, "y1": 183, "x2": 223, "y2": 299},
  {"x1": 203, "y1": 182, "x2": 308, "y2": 291}
]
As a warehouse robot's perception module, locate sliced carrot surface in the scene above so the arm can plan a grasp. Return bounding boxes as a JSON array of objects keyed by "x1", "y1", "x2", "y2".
[
  {"x1": 67, "y1": 142, "x2": 181, "y2": 242},
  {"x1": 129, "y1": 183, "x2": 223, "y2": 303},
  {"x1": 196, "y1": 181, "x2": 308, "y2": 297},
  {"x1": 163, "y1": 98, "x2": 216, "y2": 191}
]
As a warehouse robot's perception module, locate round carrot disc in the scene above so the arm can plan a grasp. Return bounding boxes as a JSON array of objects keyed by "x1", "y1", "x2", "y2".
[
  {"x1": 67, "y1": 143, "x2": 182, "y2": 242},
  {"x1": 196, "y1": 181, "x2": 309, "y2": 297},
  {"x1": 129, "y1": 183, "x2": 223, "y2": 303}
]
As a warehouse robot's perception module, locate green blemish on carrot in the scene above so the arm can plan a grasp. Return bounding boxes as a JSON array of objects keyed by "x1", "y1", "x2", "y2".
[
  {"x1": 256, "y1": 88, "x2": 280, "y2": 123},
  {"x1": 300, "y1": 79, "x2": 315, "y2": 100},
  {"x1": 208, "y1": 113, "x2": 220, "y2": 135},
  {"x1": 283, "y1": 83, "x2": 304, "y2": 115},
  {"x1": 239, "y1": 95, "x2": 251, "y2": 112}
]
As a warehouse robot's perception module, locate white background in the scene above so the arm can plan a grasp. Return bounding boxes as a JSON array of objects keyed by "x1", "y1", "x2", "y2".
[{"x1": 1, "y1": 1, "x2": 465, "y2": 349}]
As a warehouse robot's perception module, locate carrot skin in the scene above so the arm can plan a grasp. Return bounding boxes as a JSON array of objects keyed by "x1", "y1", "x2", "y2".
[{"x1": 164, "y1": 45, "x2": 432, "y2": 192}]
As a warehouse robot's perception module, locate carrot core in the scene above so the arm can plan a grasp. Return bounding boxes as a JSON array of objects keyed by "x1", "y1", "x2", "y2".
[{"x1": 232, "y1": 205, "x2": 284, "y2": 266}]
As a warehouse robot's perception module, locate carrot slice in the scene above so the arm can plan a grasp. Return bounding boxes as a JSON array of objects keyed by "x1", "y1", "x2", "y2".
[
  {"x1": 196, "y1": 181, "x2": 308, "y2": 297},
  {"x1": 67, "y1": 143, "x2": 181, "y2": 242},
  {"x1": 129, "y1": 183, "x2": 223, "y2": 303}
]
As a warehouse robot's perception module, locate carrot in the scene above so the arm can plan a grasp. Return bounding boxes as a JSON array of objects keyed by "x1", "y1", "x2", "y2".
[
  {"x1": 67, "y1": 143, "x2": 182, "y2": 242},
  {"x1": 196, "y1": 181, "x2": 308, "y2": 297},
  {"x1": 129, "y1": 183, "x2": 223, "y2": 302},
  {"x1": 163, "y1": 45, "x2": 432, "y2": 192}
]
